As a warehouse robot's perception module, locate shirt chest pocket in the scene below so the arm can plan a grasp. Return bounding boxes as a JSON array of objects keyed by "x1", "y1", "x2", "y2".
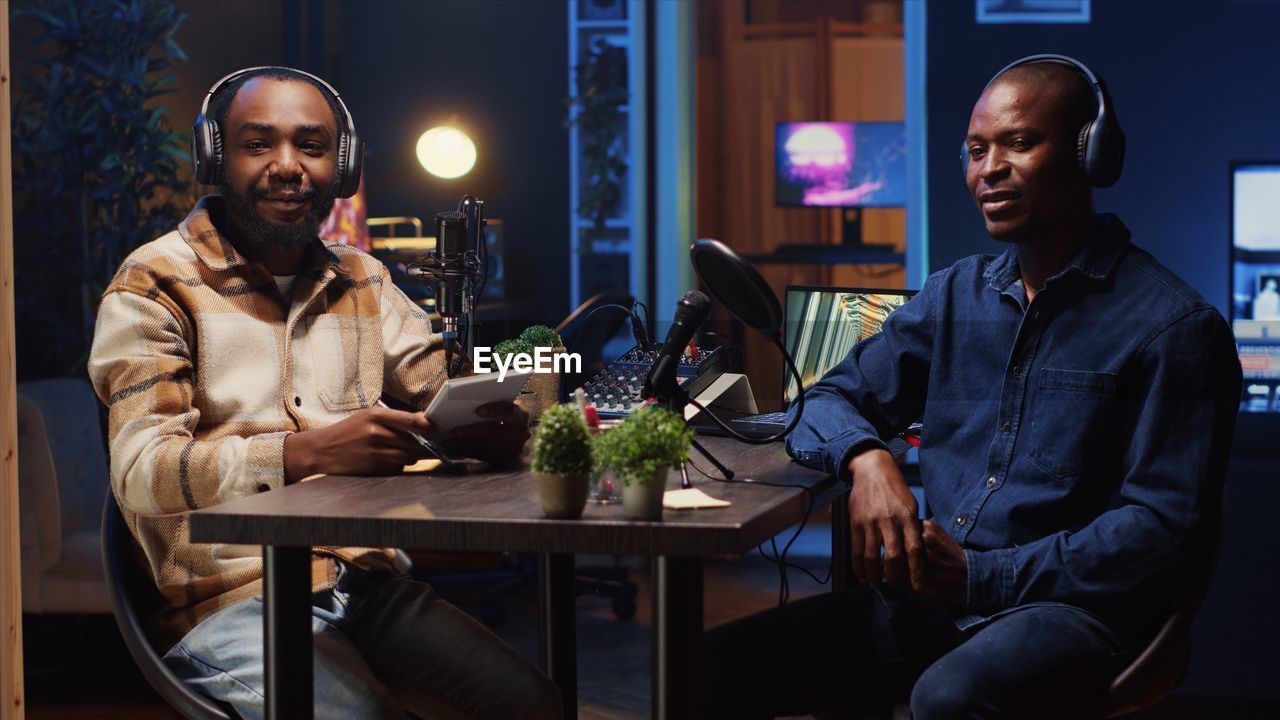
[
  {"x1": 1026, "y1": 368, "x2": 1118, "y2": 479},
  {"x1": 304, "y1": 314, "x2": 384, "y2": 412}
]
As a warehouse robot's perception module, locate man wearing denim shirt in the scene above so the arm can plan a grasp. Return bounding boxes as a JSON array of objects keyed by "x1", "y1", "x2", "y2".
[{"x1": 705, "y1": 58, "x2": 1241, "y2": 719}]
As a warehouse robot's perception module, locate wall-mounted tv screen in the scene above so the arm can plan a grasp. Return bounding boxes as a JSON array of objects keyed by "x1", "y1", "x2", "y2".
[
  {"x1": 1230, "y1": 162, "x2": 1280, "y2": 414},
  {"x1": 775, "y1": 121, "x2": 907, "y2": 208}
]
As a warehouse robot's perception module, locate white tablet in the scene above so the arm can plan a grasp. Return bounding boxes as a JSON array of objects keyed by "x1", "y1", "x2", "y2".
[{"x1": 424, "y1": 370, "x2": 535, "y2": 431}]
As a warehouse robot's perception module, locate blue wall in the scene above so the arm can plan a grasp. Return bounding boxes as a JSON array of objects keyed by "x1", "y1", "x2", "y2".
[
  {"x1": 335, "y1": 0, "x2": 569, "y2": 329},
  {"x1": 925, "y1": 0, "x2": 1280, "y2": 318},
  {"x1": 926, "y1": 0, "x2": 1280, "y2": 699}
]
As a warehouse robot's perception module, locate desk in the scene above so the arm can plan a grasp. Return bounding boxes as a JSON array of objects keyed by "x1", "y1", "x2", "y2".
[{"x1": 189, "y1": 437, "x2": 843, "y2": 720}]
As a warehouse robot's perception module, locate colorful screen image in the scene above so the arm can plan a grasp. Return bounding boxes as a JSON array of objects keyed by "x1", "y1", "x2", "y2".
[
  {"x1": 775, "y1": 121, "x2": 907, "y2": 208},
  {"x1": 782, "y1": 287, "x2": 915, "y2": 404},
  {"x1": 1230, "y1": 163, "x2": 1280, "y2": 413}
]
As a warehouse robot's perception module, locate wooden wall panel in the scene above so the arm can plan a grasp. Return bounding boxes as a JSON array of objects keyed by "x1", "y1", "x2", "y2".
[
  {"x1": 830, "y1": 36, "x2": 906, "y2": 290},
  {"x1": 1, "y1": 1, "x2": 26, "y2": 717}
]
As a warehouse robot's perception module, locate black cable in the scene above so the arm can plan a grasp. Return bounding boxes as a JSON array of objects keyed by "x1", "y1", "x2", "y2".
[
  {"x1": 564, "y1": 303, "x2": 636, "y2": 358},
  {"x1": 632, "y1": 300, "x2": 651, "y2": 346},
  {"x1": 684, "y1": 332, "x2": 805, "y2": 445},
  {"x1": 684, "y1": 455, "x2": 831, "y2": 606}
]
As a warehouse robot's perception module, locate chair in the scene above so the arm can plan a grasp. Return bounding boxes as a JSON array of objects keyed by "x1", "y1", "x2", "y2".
[
  {"x1": 555, "y1": 290, "x2": 636, "y2": 403},
  {"x1": 17, "y1": 378, "x2": 113, "y2": 614},
  {"x1": 101, "y1": 493, "x2": 235, "y2": 720},
  {"x1": 1103, "y1": 508, "x2": 1227, "y2": 718}
]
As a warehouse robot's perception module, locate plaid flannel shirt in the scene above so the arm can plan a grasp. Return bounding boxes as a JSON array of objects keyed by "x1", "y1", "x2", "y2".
[{"x1": 89, "y1": 196, "x2": 447, "y2": 636}]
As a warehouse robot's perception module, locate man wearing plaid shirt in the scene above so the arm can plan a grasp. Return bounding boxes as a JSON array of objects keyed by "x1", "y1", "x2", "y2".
[{"x1": 89, "y1": 67, "x2": 558, "y2": 719}]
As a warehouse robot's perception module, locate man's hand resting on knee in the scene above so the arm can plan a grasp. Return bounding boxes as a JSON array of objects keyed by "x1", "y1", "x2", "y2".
[
  {"x1": 847, "y1": 448, "x2": 925, "y2": 588},
  {"x1": 845, "y1": 448, "x2": 968, "y2": 604}
]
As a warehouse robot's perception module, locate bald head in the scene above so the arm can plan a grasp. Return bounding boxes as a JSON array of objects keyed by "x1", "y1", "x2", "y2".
[{"x1": 985, "y1": 62, "x2": 1096, "y2": 146}]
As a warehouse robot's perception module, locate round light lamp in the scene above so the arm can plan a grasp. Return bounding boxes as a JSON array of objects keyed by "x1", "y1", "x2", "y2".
[{"x1": 416, "y1": 126, "x2": 477, "y2": 179}]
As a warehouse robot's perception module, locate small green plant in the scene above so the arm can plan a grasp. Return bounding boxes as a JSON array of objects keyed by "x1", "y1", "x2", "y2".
[
  {"x1": 531, "y1": 404, "x2": 594, "y2": 476},
  {"x1": 492, "y1": 338, "x2": 534, "y2": 365},
  {"x1": 594, "y1": 406, "x2": 692, "y2": 487},
  {"x1": 520, "y1": 324, "x2": 563, "y2": 349}
]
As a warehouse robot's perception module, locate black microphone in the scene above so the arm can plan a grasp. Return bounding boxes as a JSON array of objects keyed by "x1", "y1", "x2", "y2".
[
  {"x1": 431, "y1": 211, "x2": 470, "y2": 340},
  {"x1": 643, "y1": 290, "x2": 712, "y2": 403}
]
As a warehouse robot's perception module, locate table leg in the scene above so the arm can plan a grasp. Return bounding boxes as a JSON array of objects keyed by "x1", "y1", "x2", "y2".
[
  {"x1": 538, "y1": 553, "x2": 577, "y2": 719},
  {"x1": 831, "y1": 489, "x2": 852, "y2": 591},
  {"x1": 263, "y1": 545, "x2": 313, "y2": 720},
  {"x1": 652, "y1": 556, "x2": 702, "y2": 720}
]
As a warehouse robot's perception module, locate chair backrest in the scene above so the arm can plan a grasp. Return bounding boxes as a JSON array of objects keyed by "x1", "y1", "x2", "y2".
[
  {"x1": 1104, "y1": 507, "x2": 1227, "y2": 717},
  {"x1": 19, "y1": 378, "x2": 110, "y2": 537},
  {"x1": 101, "y1": 493, "x2": 235, "y2": 720}
]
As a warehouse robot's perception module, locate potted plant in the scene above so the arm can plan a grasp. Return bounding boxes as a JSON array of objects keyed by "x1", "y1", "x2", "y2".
[
  {"x1": 530, "y1": 403, "x2": 595, "y2": 519},
  {"x1": 520, "y1": 325, "x2": 564, "y2": 417},
  {"x1": 12, "y1": 0, "x2": 191, "y2": 377},
  {"x1": 594, "y1": 406, "x2": 692, "y2": 521}
]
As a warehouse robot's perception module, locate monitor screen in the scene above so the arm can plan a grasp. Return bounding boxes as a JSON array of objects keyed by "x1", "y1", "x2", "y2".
[
  {"x1": 782, "y1": 286, "x2": 915, "y2": 404},
  {"x1": 1230, "y1": 162, "x2": 1280, "y2": 413},
  {"x1": 775, "y1": 121, "x2": 907, "y2": 208}
]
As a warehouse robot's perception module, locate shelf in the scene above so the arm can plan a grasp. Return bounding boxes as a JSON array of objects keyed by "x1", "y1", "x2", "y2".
[{"x1": 742, "y1": 243, "x2": 904, "y2": 265}]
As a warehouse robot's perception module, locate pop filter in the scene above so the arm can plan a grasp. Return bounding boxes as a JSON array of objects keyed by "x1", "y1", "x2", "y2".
[
  {"x1": 690, "y1": 238, "x2": 782, "y2": 336},
  {"x1": 687, "y1": 238, "x2": 804, "y2": 447}
]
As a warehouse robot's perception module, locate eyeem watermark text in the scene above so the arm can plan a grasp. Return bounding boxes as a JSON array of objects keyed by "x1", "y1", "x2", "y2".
[{"x1": 473, "y1": 347, "x2": 582, "y2": 381}]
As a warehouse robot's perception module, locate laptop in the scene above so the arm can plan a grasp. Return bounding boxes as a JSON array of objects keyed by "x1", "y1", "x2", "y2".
[{"x1": 691, "y1": 285, "x2": 917, "y2": 440}]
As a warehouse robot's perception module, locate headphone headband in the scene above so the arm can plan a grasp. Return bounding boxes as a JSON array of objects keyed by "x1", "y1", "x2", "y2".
[
  {"x1": 198, "y1": 66, "x2": 358, "y2": 137},
  {"x1": 192, "y1": 65, "x2": 364, "y2": 198}
]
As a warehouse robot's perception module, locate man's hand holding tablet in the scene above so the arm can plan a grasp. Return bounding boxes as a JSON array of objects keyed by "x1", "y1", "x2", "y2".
[{"x1": 422, "y1": 370, "x2": 535, "y2": 466}]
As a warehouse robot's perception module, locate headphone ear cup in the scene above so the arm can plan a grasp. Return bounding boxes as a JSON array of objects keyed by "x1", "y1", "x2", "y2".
[
  {"x1": 1087, "y1": 119, "x2": 1124, "y2": 188},
  {"x1": 337, "y1": 134, "x2": 364, "y2": 199},
  {"x1": 1077, "y1": 121, "x2": 1092, "y2": 180},
  {"x1": 192, "y1": 116, "x2": 222, "y2": 186},
  {"x1": 207, "y1": 122, "x2": 224, "y2": 186}
]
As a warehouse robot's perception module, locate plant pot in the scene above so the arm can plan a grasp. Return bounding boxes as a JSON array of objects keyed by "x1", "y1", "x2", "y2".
[
  {"x1": 515, "y1": 390, "x2": 542, "y2": 422},
  {"x1": 620, "y1": 469, "x2": 669, "y2": 521},
  {"x1": 534, "y1": 472, "x2": 591, "y2": 519},
  {"x1": 523, "y1": 345, "x2": 564, "y2": 422}
]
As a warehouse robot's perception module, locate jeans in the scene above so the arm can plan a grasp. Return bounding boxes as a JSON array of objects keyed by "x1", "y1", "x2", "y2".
[
  {"x1": 163, "y1": 562, "x2": 561, "y2": 720},
  {"x1": 704, "y1": 586, "x2": 1130, "y2": 720}
]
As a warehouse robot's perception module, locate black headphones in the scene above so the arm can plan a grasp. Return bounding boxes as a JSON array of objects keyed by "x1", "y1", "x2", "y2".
[
  {"x1": 964, "y1": 53, "x2": 1125, "y2": 188},
  {"x1": 191, "y1": 66, "x2": 365, "y2": 198}
]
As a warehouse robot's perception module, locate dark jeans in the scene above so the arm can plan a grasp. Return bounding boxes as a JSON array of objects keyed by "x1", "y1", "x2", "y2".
[{"x1": 704, "y1": 586, "x2": 1129, "y2": 720}]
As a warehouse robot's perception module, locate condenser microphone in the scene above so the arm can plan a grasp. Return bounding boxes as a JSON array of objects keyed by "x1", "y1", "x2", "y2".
[
  {"x1": 432, "y1": 211, "x2": 470, "y2": 339},
  {"x1": 643, "y1": 290, "x2": 712, "y2": 403}
]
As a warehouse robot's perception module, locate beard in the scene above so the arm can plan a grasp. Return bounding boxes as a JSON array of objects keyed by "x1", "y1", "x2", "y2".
[{"x1": 223, "y1": 180, "x2": 336, "y2": 253}]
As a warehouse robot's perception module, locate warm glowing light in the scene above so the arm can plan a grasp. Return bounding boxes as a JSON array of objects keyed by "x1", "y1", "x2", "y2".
[
  {"x1": 784, "y1": 125, "x2": 848, "y2": 167},
  {"x1": 416, "y1": 127, "x2": 477, "y2": 179}
]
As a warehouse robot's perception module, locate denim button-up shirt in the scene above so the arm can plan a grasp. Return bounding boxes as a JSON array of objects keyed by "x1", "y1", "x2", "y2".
[{"x1": 786, "y1": 215, "x2": 1241, "y2": 634}]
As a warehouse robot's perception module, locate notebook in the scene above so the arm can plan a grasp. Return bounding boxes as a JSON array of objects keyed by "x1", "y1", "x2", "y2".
[{"x1": 691, "y1": 285, "x2": 916, "y2": 440}]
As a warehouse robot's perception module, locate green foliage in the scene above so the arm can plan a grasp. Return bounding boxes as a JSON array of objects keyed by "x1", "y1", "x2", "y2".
[
  {"x1": 520, "y1": 324, "x2": 563, "y2": 349},
  {"x1": 492, "y1": 338, "x2": 534, "y2": 364},
  {"x1": 531, "y1": 403, "x2": 594, "y2": 475},
  {"x1": 12, "y1": 0, "x2": 191, "y2": 378},
  {"x1": 594, "y1": 406, "x2": 692, "y2": 487},
  {"x1": 565, "y1": 38, "x2": 628, "y2": 242}
]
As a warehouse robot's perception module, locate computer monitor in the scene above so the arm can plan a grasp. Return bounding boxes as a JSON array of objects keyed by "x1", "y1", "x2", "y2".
[
  {"x1": 782, "y1": 285, "x2": 916, "y2": 404},
  {"x1": 775, "y1": 121, "x2": 907, "y2": 208},
  {"x1": 1229, "y1": 161, "x2": 1280, "y2": 413}
]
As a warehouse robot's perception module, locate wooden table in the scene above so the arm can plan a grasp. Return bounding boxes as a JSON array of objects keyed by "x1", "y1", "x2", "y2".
[{"x1": 188, "y1": 437, "x2": 844, "y2": 720}]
